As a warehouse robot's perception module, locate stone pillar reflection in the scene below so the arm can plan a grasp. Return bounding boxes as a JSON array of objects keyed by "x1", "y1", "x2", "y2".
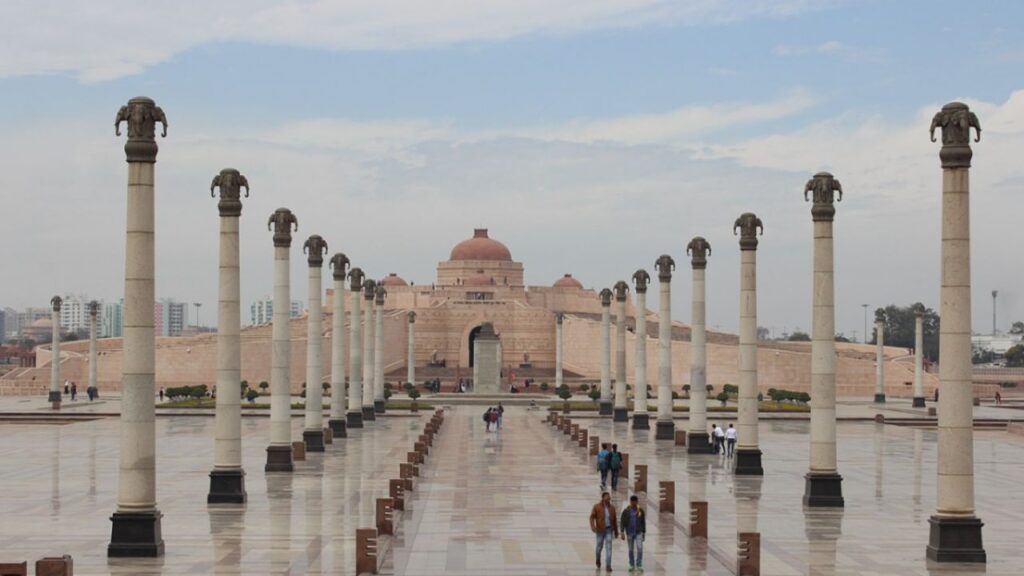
[
  {"x1": 555, "y1": 313, "x2": 564, "y2": 390},
  {"x1": 328, "y1": 254, "x2": 350, "y2": 437},
  {"x1": 373, "y1": 285, "x2": 386, "y2": 414},
  {"x1": 926, "y1": 101, "x2": 985, "y2": 563},
  {"x1": 874, "y1": 310, "x2": 886, "y2": 403},
  {"x1": 687, "y1": 238, "x2": 713, "y2": 453},
  {"x1": 88, "y1": 301, "x2": 99, "y2": 399},
  {"x1": 803, "y1": 172, "x2": 843, "y2": 506},
  {"x1": 613, "y1": 280, "x2": 629, "y2": 422},
  {"x1": 734, "y1": 213, "x2": 763, "y2": 475},
  {"x1": 407, "y1": 311, "x2": 416, "y2": 386},
  {"x1": 655, "y1": 255, "x2": 675, "y2": 440},
  {"x1": 599, "y1": 288, "x2": 613, "y2": 416},
  {"x1": 361, "y1": 279, "x2": 377, "y2": 422},
  {"x1": 109, "y1": 96, "x2": 167, "y2": 557},
  {"x1": 265, "y1": 207, "x2": 298, "y2": 473},
  {"x1": 913, "y1": 307, "x2": 926, "y2": 407},
  {"x1": 49, "y1": 296, "x2": 62, "y2": 409},
  {"x1": 302, "y1": 235, "x2": 328, "y2": 452},
  {"x1": 631, "y1": 270, "x2": 650, "y2": 430},
  {"x1": 346, "y1": 269, "x2": 365, "y2": 428},
  {"x1": 208, "y1": 168, "x2": 249, "y2": 503}
]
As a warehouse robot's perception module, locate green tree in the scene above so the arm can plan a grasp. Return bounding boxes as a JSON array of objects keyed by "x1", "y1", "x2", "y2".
[
  {"x1": 788, "y1": 331, "x2": 811, "y2": 342},
  {"x1": 258, "y1": 381, "x2": 269, "y2": 393},
  {"x1": 1005, "y1": 344, "x2": 1024, "y2": 368},
  {"x1": 245, "y1": 389, "x2": 258, "y2": 403},
  {"x1": 556, "y1": 384, "x2": 573, "y2": 412},
  {"x1": 834, "y1": 333, "x2": 851, "y2": 342},
  {"x1": 872, "y1": 302, "x2": 940, "y2": 361},
  {"x1": 1010, "y1": 321, "x2": 1024, "y2": 335}
]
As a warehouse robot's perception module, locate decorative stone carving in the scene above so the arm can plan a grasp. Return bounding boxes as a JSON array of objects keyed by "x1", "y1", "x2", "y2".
[
  {"x1": 114, "y1": 97, "x2": 168, "y2": 163},
  {"x1": 599, "y1": 288, "x2": 613, "y2": 307},
  {"x1": 734, "y1": 212, "x2": 764, "y2": 251},
  {"x1": 210, "y1": 168, "x2": 249, "y2": 218},
  {"x1": 88, "y1": 300, "x2": 100, "y2": 317},
  {"x1": 303, "y1": 235, "x2": 328, "y2": 268},
  {"x1": 50, "y1": 295, "x2": 62, "y2": 312},
  {"x1": 375, "y1": 285, "x2": 387, "y2": 305},
  {"x1": 655, "y1": 255, "x2": 675, "y2": 281},
  {"x1": 363, "y1": 279, "x2": 377, "y2": 300},
  {"x1": 349, "y1": 267, "x2": 365, "y2": 291},
  {"x1": 805, "y1": 172, "x2": 843, "y2": 222},
  {"x1": 555, "y1": 312, "x2": 564, "y2": 325},
  {"x1": 875, "y1": 308, "x2": 886, "y2": 323},
  {"x1": 408, "y1": 311, "x2": 416, "y2": 323},
  {"x1": 686, "y1": 237, "x2": 712, "y2": 270},
  {"x1": 267, "y1": 208, "x2": 298, "y2": 248},
  {"x1": 930, "y1": 102, "x2": 981, "y2": 168},
  {"x1": 632, "y1": 269, "x2": 650, "y2": 293},
  {"x1": 613, "y1": 280, "x2": 629, "y2": 302},
  {"x1": 330, "y1": 253, "x2": 350, "y2": 280}
]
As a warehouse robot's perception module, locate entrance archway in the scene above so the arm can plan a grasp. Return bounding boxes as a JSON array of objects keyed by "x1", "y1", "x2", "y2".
[{"x1": 468, "y1": 325, "x2": 482, "y2": 367}]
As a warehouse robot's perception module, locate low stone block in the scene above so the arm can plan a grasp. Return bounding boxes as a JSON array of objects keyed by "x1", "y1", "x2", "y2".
[
  {"x1": 292, "y1": 441, "x2": 306, "y2": 461},
  {"x1": 35, "y1": 555, "x2": 73, "y2": 576},
  {"x1": 0, "y1": 562, "x2": 27, "y2": 576}
]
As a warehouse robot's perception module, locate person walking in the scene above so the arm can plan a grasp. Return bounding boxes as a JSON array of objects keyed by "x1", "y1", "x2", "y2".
[
  {"x1": 70, "y1": 381, "x2": 77, "y2": 401},
  {"x1": 159, "y1": 387, "x2": 165, "y2": 402},
  {"x1": 497, "y1": 402, "x2": 505, "y2": 428},
  {"x1": 489, "y1": 408, "x2": 499, "y2": 431},
  {"x1": 725, "y1": 423, "x2": 737, "y2": 457},
  {"x1": 620, "y1": 494, "x2": 646, "y2": 572},
  {"x1": 710, "y1": 424, "x2": 720, "y2": 454},
  {"x1": 597, "y1": 443, "x2": 611, "y2": 490},
  {"x1": 713, "y1": 424, "x2": 726, "y2": 456},
  {"x1": 483, "y1": 407, "x2": 492, "y2": 431},
  {"x1": 589, "y1": 491, "x2": 619, "y2": 572},
  {"x1": 64, "y1": 380, "x2": 70, "y2": 396},
  {"x1": 609, "y1": 444, "x2": 623, "y2": 491}
]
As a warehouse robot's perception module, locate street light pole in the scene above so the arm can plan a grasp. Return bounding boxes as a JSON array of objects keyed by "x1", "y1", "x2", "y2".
[
  {"x1": 991, "y1": 290, "x2": 998, "y2": 336},
  {"x1": 194, "y1": 302, "x2": 202, "y2": 329},
  {"x1": 862, "y1": 304, "x2": 869, "y2": 344}
]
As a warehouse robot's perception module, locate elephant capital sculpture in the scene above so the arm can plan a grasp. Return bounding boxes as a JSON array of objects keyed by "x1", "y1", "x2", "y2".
[
  {"x1": 930, "y1": 102, "x2": 981, "y2": 145},
  {"x1": 348, "y1": 267, "x2": 365, "y2": 291},
  {"x1": 211, "y1": 168, "x2": 249, "y2": 217},
  {"x1": 50, "y1": 295, "x2": 62, "y2": 312},
  {"x1": 115, "y1": 97, "x2": 168, "y2": 140},
  {"x1": 374, "y1": 285, "x2": 387, "y2": 305},
  {"x1": 267, "y1": 208, "x2": 298, "y2": 248},
  {"x1": 613, "y1": 280, "x2": 629, "y2": 301},
  {"x1": 632, "y1": 269, "x2": 651, "y2": 293},
  {"x1": 655, "y1": 254, "x2": 675, "y2": 281},
  {"x1": 363, "y1": 279, "x2": 377, "y2": 300},
  {"x1": 303, "y1": 235, "x2": 328, "y2": 267},
  {"x1": 734, "y1": 212, "x2": 764, "y2": 250},
  {"x1": 686, "y1": 237, "x2": 712, "y2": 269},
  {"x1": 330, "y1": 253, "x2": 350, "y2": 280},
  {"x1": 408, "y1": 311, "x2": 416, "y2": 324},
  {"x1": 599, "y1": 288, "x2": 613, "y2": 307},
  {"x1": 88, "y1": 300, "x2": 100, "y2": 317}
]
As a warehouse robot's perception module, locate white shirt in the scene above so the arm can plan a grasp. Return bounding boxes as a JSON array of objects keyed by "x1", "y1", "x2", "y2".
[
  {"x1": 713, "y1": 427, "x2": 725, "y2": 438},
  {"x1": 725, "y1": 428, "x2": 737, "y2": 440}
]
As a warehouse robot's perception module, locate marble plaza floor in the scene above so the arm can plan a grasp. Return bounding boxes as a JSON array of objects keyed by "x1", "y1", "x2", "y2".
[{"x1": 0, "y1": 406, "x2": 1022, "y2": 574}]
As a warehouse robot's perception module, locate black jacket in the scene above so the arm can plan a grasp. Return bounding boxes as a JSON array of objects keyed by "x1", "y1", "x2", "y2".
[{"x1": 619, "y1": 506, "x2": 646, "y2": 536}]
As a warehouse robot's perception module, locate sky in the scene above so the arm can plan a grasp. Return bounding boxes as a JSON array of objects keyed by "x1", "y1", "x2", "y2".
[{"x1": 1, "y1": 0, "x2": 1023, "y2": 339}]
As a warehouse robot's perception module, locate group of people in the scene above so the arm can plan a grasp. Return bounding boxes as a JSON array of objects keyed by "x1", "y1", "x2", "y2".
[
  {"x1": 596, "y1": 443, "x2": 624, "y2": 491},
  {"x1": 63, "y1": 379, "x2": 99, "y2": 401},
  {"x1": 482, "y1": 403, "x2": 504, "y2": 431},
  {"x1": 590, "y1": 492, "x2": 646, "y2": 573},
  {"x1": 710, "y1": 423, "x2": 737, "y2": 456}
]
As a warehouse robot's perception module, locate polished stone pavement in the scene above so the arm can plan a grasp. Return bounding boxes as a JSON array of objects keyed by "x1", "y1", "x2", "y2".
[{"x1": 0, "y1": 406, "x2": 1021, "y2": 574}]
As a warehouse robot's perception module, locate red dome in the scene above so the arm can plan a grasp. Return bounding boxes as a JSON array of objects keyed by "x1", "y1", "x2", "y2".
[
  {"x1": 380, "y1": 273, "x2": 408, "y2": 287},
  {"x1": 449, "y1": 229, "x2": 512, "y2": 262},
  {"x1": 553, "y1": 273, "x2": 583, "y2": 289}
]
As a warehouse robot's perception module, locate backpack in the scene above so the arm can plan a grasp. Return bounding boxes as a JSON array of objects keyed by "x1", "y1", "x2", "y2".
[
  {"x1": 483, "y1": 411, "x2": 490, "y2": 422},
  {"x1": 610, "y1": 451, "x2": 622, "y2": 470}
]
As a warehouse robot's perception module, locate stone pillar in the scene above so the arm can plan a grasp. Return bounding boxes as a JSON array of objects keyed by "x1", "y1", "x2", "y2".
[
  {"x1": 613, "y1": 280, "x2": 629, "y2": 422},
  {"x1": 803, "y1": 172, "x2": 844, "y2": 507},
  {"x1": 631, "y1": 271, "x2": 650, "y2": 430},
  {"x1": 265, "y1": 207, "x2": 298, "y2": 473},
  {"x1": 407, "y1": 311, "x2": 416, "y2": 386},
  {"x1": 555, "y1": 313, "x2": 564, "y2": 390},
  {"x1": 328, "y1": 254, "x2": 350, "y2": 437},
  {"x1": 874, "y1": 309, "x2": 886, "y2": 403},
  {"x1": 88, "y1": 301, "x2": 99, "y2": 398},
  {"x1": 208, "y1": 168, "x2": 249, "y2": 503},
  {"x1": 926, "y1": 102, "x2": 985, "y2": 563},
  {"x1": 734, "y1": 212, "x2": 764, "y2": 475},
  {"x1": 913, "y1": 308, "x2": 926, "y2": 407},
  {"x1": 346, "y1": 269, "x2": 365, "y2": 428},
  {"x1": 49, "y1": 296, "x2": 62, "y2": 409},
  {"x1": 109, "y1": 96, "x2": 168, "y2": 557},
  {"x1": 686, "y1": 238, "x2": 713, "y2": 453},
  {"x1": 361, "y1": 279, "x2": 377, "y2": 422},
  {"x1": 655, "y1": 255, "x2": 675, "y2": 440},
  {"x1": 598, "y1": 289, "x2": 613, "y2": 416},
  {"x1": 373, "y1": 285, "x2": 387, "y2": 414},
  {"x1": 302, "y1": 235, "x2": 328, "y2": 452},
  {"x1": 474, "y1": 322, "x2": 501, "y2": 393}
]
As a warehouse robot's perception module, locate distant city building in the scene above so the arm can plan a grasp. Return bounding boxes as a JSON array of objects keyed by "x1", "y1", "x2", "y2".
[
  {"x1": 0, "y1": 309, "x2": 7, "y2": 342},
  {"x1": 103, "y1": 300, "x2": 124, "y2": 338},
  {"x1": 155, "y1": 299, "x2": 189, "y2": 337},
  {"x1": 972, "y1": 333, "x2": 1023, "y2": 357},
  {"x1": 17, "y1": 308, "x2": 49, "y2": 337},
  {"x1": 58, "y1": 294, "x2": 96, "y2": 335},
  {"x1": 249, "y1": 298, "x2": 303, "y2": 326},
  {"x1": 2, "y1": 307, "x2": 18, "y2": 339}
]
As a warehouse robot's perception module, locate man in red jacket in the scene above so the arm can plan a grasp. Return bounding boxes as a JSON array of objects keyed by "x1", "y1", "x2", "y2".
[{"x1": 589, "y1": 491, "x2": 619, "y2": 571}]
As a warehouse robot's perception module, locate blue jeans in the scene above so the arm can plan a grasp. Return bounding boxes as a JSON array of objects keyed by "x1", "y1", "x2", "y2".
[
  {"x1": 627, "y1": 534, "x2": 644, "y2": 568},
  {"x1": 595, "y1": 529, "x2": 614, "y2": 566},
  {"x1": 611, "y1": 468, "x2": 620, "y2": 490},
  {"x1": 600, "y1": 468, "x2": 609, "y2": 486}
]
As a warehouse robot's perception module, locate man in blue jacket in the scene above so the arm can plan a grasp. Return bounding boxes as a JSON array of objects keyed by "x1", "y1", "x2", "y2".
[{"x1": 620, "y1": 494, "x2": 646, "y2": 572}]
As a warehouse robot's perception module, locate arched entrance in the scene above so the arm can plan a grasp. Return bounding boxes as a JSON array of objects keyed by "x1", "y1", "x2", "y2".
[{"x1": 468, "y1": 325, "x2": 482, "y2": 367}]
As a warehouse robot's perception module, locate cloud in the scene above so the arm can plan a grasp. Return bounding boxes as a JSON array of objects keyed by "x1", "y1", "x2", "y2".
[
  {"x1": 774, "y1": 40, "x2": 886, "y2": 63},
  {"x1": 0, "y1": 0, "x2": 838, "y2": 81}
]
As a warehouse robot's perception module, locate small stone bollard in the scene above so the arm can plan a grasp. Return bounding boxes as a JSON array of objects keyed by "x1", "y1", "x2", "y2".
[
  {"x1": 420, "y1": 433, "x2": 431, "y2": 447},
  {"x1": 356, "y1": 528, "x2": 379, "y2": 575},
  {"x1": 563, "y1": 421, "x2": 573, "y2": 435},
  {"x1": 35, "y1": 555, "x2": 73, "y2": 576},
  {"x1": 737, "y1": 532, "x2": 761, "y2": 576},
  {"x1": 634, "y1": 464, "x2": 648, "y2": 493},
  {"x1": 928, "y1": 407, "x2": 937, "y2": 417},
  {"x1": 324, "y1": 427, "x2": 333, "y2": 445},
  {"x1": 376, "y1": 498, "x2": 394, "y2": 536},
  {"x1": 690, "y1": 501, "x2": 708, "y2": 538},
  {"x1": 0, "y1": 562, "x2": 27, "y2": 576},
  {"x1": 620, "y1": 453, "x2": 630, "y2": 480},
  {"x1": 408, "y1": 451, "x2": 423, "y2": 465},
  {"x1": 570, "y1": 423, "x2": 579, "y2": 439},
  {"x1": 674, "y1": 430, "x2": 687, "y2": 446},
  {"x1": 389, "y1": 479, "x2": 405, "y2": 510},
  {"x1": 659, "y1": 481, "x2": 675, "y2": 514},
  {"x1": 874, "y1": 414, "x2": 885, "y2": 423},
  {"x1": 578, "y1": 428, "x2": 588, "y2": 448},
  {"x1": 590, "y1": 436, "x2": 599, "y2": 456},
  {"x1": 292, "y1": 441, "x2": 306, "y2": 461},
  {"x1": 415, "y1": 441, "x2": 428, "y2": 457}
]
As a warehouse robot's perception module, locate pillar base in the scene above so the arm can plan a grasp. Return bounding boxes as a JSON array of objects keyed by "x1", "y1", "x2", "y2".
[
  {"x1": 874, "y1": 393, "x2": 886, "y2": 403},
  {"x1": 48, "y1": 391, "x2": 62, "y2": 403},
  {"x1": 264, "y1": 445, "x2": 294, "y2": 473},
  {"x1": 687, "y1": 432, "x2": 713, "y2": 454},
  {"x1": 374, "y1": 399, "x2": 386, "y2": 414},
  {"x1": 328, "y1": 418, "x2": 348, "y2": 438},
  {"x1": 926, "y1": 516, "x2": 986, "y2": 563},
  {"x1": 108, "y1": 510, "x2": 164, "y2": 557},
  {"x1": 303, "y1": 429, "x2": 325, "y2": 452},
  {"x1": 599, "y1": 401, "x2": 613, "y2": 416},
  {"x1": 912, "y1": 396, "x2": 926, "y2": 408},
  {"x1": 613, "y1": 407, "x2": 628, "y2": 422},
  {"x1": 346, "y1": 411, "x2": 364, "y2": 429},
  {"x1": 803, "y1": 472, "x2": 844, "y2": 507},
  {"x1": 734, "y1": 448, "x2": 763, "y2": 476},
  {"x1": 631, "y1": 413, "x2": 650, "y2": 430},
  {"x1": 362, "y1": 406, "x2": 376, "y2": 421},
  {"x1": 207, "y1": 469, "x2": 247, "y2": 504},
  {"x1": 655, "y1": 420, "x2": 675, "y2": 440}
]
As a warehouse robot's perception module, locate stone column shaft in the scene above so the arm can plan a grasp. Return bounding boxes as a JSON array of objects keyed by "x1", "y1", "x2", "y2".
[
  {"x1": 632, "y1": 290, "x2": 649, "y2": 429},
  {"x1": 303, "y1": 249, "x2": 325, "y2": 452},
  {"x1": 347, "y1": 278, "x2": 364, "y2": 428},
  {"x1": 613, "y1": 286, "x2": 628, "y2": 422},
  {"x1": 373, "y1": 296, "x2": 385, "y2": 413},
  {"x1": 555, "y1": 315, "x2": 564, "y2": 389},
  {"x1": 407, "y1": 317, "x2": 415, "y2": 385},
  {"x1": 599, "y1": 302, "x2": 612, "y2": 415},
  {"x1": 49, "y1": 305, "x2": 61, "y2": 407},
  {"x1": 267, "y1": 245, "x2": 294, "y2": 470},
  {"x1": 913, "y1": 313, "x2": 925, "y2": 407},
  {"x1": 329, "y1": 277, "x2": 348, "y2": 436},
  {"x1": 88, "y1": 309, "x2": 97, "y2": 394},
  {"x1": 734, "y1": 212, "x2": 763, "y2": 474},
  {"x1": 875, "y1": 319, "x2": 886, "y2": 402},
  {"x1": 361, "y1": 287, "x2": 376, "y2": 421},
  {"x1": 688, "y1": 266, "x2": 711, "y2": 452},
  {"x1": 655, "y1": 261, "x2": 674, "y2": 439}
]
